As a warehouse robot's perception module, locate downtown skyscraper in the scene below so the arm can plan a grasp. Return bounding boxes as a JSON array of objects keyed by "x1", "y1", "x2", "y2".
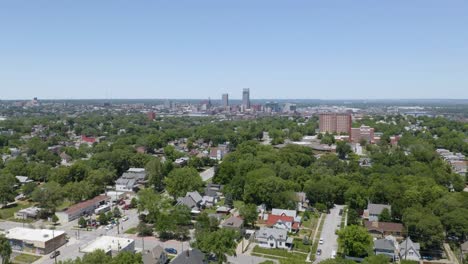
[{"x1": 242, "y1": 88, "x2": 250, "y2": 109}]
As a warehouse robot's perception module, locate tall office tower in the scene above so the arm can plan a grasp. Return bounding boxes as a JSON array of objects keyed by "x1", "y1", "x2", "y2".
[
  {"x1": 242, "y1": 88, "x2": 250, "y2": 109},
  {"x1": 222, "y1": 93, "x2": 229, "y2": 108},
  {"x1": 319, "y1": 113, "x2": 352, "y2": 134}
]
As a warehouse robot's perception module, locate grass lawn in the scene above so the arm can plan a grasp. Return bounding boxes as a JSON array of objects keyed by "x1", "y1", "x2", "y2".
[
  {"x1": 12, "y1": 253, "x2": 41, "y2": 264},
  {"x1": 292, "y1": 238, "x2": 310, "y2": 253},
  {"x1": 124, "y1": 227, "x2": 137, "y2": 234},
  {"x1": 56, "y1": 200, "x2": 73, "y2": 211},
  {"x1": 0, "y1": 201, "x2": 32, "y2": 220},
  {"x1": 252, "y1": 246, "x2": 307, "y2": 264}
]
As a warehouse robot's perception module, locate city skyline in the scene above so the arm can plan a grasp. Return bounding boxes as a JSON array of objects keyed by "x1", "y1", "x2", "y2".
[{"x1": 1, "y1": 1, "x2": 467, "y2": 100}]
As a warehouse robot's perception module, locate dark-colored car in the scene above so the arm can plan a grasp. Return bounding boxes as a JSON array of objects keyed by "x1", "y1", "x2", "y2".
[
  {"x1": 317, "y1": 249, "x2": 322, "y2": 255},
  {"x1": 50, "y1": 251, "x2": 60, "y2": 259},
  {"x1": 165, "y1": 248, "x2": 178, "y2": 255}
]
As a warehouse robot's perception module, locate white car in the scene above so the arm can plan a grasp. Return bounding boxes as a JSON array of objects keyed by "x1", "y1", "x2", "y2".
[
  {"x1": 331, "y1": 250, "x2": 336, "y2": 259},
  {"x1": 122, "y1": 216, "x2": 129, "y2": 222},
  {"x1": 319, "y1": 238, "x2": 324, "y2": 244},
  {"x1": 105, "y1": 224, "x2": 113, "y2": 230}
]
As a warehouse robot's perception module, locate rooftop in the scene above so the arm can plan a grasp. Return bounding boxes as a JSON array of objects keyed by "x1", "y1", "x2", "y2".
[
  {"x1": 82, "y1": 236, "x2": 134, "y2": 253},
  {"x1": 6, "y1": 227, "x2": 65, "y2": 242},
  {"x1": 64, "y1": 195, "x2": 108, "y2": 215}
]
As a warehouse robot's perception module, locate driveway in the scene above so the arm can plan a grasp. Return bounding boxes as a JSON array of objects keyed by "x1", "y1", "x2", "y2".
[{"x1": 315, "y1": 205, "x2": 344, "y2": 262}]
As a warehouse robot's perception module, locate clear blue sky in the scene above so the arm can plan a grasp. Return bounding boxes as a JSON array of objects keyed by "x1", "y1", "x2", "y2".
[{"x1": 1, "y1": 0, "x2": 467, "y2": 100}]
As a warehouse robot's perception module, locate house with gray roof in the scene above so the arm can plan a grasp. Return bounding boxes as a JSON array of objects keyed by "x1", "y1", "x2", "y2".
[
  {"x1": 399, "y1": 237, "x2": 421, "y2": 261},
  {"x1": 171, "y1": 249, "x2": 206, "y2": 264},
  {"x1": 255, "y1": 227, "x2": 293, "y2": 249},
  {"x1": 363, "y1": 203, "x2": 391, "y2": 221},
  {"x1": 176, "y1": 191, "x2": 203, "y2": 213},
  {"x1": 374, "y1": 238, "x2": 397, "y2": 261},
  {"x1": 221, "y1": 215, "x2": 244, "y2": 234},
  {"x1": 142, "y1": 245, "x2": 167, "y2": 264},
  {"x1": 115, "y1": 168, "x2": 146, "y2": 192}
]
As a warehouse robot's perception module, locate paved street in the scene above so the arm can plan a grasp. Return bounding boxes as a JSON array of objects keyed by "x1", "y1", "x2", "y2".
[{"x1": 315, "y1": 205, "x2": 344, "y2": 262}]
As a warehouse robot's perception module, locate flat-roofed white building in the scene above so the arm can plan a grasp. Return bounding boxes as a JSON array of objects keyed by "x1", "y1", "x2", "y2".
[
  {"x1": 81, "y1": 236, "x2": 135, "y2": 257},
  {"x1": 5, "y1": 227, "x2": 67, "y2": 255}
]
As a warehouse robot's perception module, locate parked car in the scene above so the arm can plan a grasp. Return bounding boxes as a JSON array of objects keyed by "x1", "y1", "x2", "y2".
[
  {"x1": 331, "y1": 250, "x2": 336, "y2": 259},
  {"x1": 165, "y1": 248, "x2": 178, "y2": 255},
  {"x1": 50, "y1": 251, "x2": 60, "y2": 259},
  {"x1": 119, "y1": 200, "x2": 126, "y2": 206},
  {"x1": 317, "y1": 249, "x2": 322, "y2": 255},
  {"x1": 105, "y1": 224, "x2": 113, "y2": 230},
  {"x1": 319, "y1": 238, "x2": 324, "y2": 244},
  {"x1": 123, "y1": 204, "x2": 130, "y2": 210}
]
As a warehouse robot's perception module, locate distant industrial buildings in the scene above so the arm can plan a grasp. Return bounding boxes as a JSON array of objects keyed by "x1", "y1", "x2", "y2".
[{"x1": 319, "y1": 113, "x2": 352, "y2": 134}]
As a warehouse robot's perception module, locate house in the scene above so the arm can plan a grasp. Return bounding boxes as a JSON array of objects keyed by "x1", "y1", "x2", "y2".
[
  {"x1": 6, "y1": 227, "x2": 67, "y2": 255},
  {"x1": 60, "y1": 152, "x2": 72, "y2": 165},
  {"x1": 142, "y1": 245, "x2": 168, "y2": 264},
  {"x1": 209, "y1": 144, "x2": 229, "y2": 160},
  {"x1": 374, "y1": 238, "x2": 397, "y2": 261},
  {"x1": 81, "y1": 236, "x2": 135, "y2": 257},
  {"x1": 216, "y1": 206, "x2": 231, "y2": 215},
  {"x1": 265, "y1": 214, "x2": 300, "y2": 232},
  {"x1": 115, "y1": 168, "x2": 146, "y2": 192},
  {"x1": 202, "y1": 183, "x2": 223, "y2": 208},
  {"x1": 269, "y1": 208, "x2": 301, "y2": 231},
  {"x1": 295, "y1": 192, "x2": 309, "y2": 212},
  {"x1": 56, "y1": 195, "x2": 109, "y2": 223},
  {"x1": 171, "y1": 249, "x2": 206, "y2": 264},
  {"x1": 255, "y1": 227, "x2": 293, "y2": 249},
  {"x1": 363, "y1": 203, "x2": 391, "y2": 222},
  {"x1": 15, "y1": 176, "x2": 33, "y2": 185},
  {"x1": 177, "y1": 191, "x2": 203, "y2": 213},
  {"x1": 15, "y1": 207, "x2": 41, "y2": 220},
  {"x1": 271, "y1": 208, "x2": 297, "y2": 218},
  {"x1": 174, "y1": 157, "x2": 189, "y2": 166},
  {"x1": 399, "y1": 237, "x2": 421, "y2": 261},
  {"x1": 364, "y1": 221, "x2": 403, "y2": 239},
  {"x1": 221, "y1": 215, "x2": 244, "y2": 234},
  {"x1": 462, "y1": 241, "x2": 468, "y2": 255}
]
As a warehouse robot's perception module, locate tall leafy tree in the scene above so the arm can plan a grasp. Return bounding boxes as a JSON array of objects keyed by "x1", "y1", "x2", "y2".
[{"x1": 164, "y1": 167, "x2": 203, "y2": 198}]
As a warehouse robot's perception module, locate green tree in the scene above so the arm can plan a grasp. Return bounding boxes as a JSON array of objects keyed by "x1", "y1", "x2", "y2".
[
  {"x1": 239, "y1": 204, "x2": 258, "y2": 227},
  {"x1": 0, "y1": 173, "x2": 17, "y2": 206},
  {"x1": 145, "y1": 158, "x2": 165, "y2": 191},
  {"x1": 51, "y1": 214, "x2": 59, "y2": 225},
  {"x1": 113, "y1": 207, "x2": 121, "y2": 218},
  {"x1": 195, "y1": 228, "x2": 238, "y2": 263},
  {"x1": 0, "y1": 235, "x2": 12, "y2": 264},
  {"x1": 336, "y1": 141, "x2": 352, "y2": 159},
  {"x1": 164, "y1": 167, "x2": 203, "y2": 198},
  {"x1": 338, "y1": 225, "x2": 373, "y2": 258},
  {"x1": 98, "y1": 212, "x2": 108, "y2": 225},
  {"x1": 378, "y1": 208, "x2": 392, "y2": 222},
  {"x1": 78, "y1": 217, "x2": 87, "y2": 228},
  {"x1": 137, "y1": 222, "x2": 153, "y2": 236},
  {"x1": 31, "y1": 181, "x2": 63, "y2": 213}
]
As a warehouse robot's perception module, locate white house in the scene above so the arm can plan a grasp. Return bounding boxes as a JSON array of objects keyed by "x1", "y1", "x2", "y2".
[{"x1": 255, "y1": 227, "x2": 293, "y2": 249}]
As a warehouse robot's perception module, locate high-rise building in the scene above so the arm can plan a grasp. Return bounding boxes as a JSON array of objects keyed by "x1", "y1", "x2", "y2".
[
  {"x1": 147, "y1": 111, "x2": 156, "y2": 120},
  {"x1": 222, "y1": 93, "x2": 229, "y2": 108},
  {"x1": 319, "y1": 113, "x2": 352, "y2": 134},
  {"x1": 242, "y1": 88, "x2": 250, "y2": 109}
]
